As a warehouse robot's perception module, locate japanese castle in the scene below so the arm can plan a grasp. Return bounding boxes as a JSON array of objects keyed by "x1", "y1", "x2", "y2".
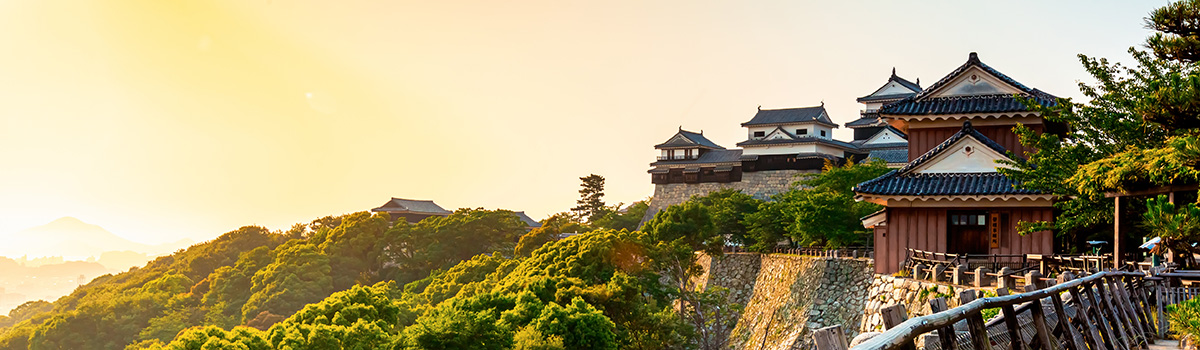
[
  {"x1": 649, "y1": 69, "x2": 917, "y2": 185},
  {"x1": 648, "y1": 53, "x2": 1062, "y2": 274}
]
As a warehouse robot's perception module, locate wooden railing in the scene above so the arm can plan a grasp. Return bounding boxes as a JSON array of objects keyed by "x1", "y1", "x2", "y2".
[
  {"x1": 774, "y1": 246, "x2": 874, "y2": 259},
  {"x1": 814, "y1": 269, "x2": 1191, "y2": 350},
  {"x1": 903, "y1": 249, "x2": 1036, "y2": 273}
]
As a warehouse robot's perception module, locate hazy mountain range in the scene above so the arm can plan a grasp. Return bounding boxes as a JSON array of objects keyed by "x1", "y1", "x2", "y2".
[
  {"x1": 0, "y1": 217, "x2": 195, "y2": 314},
  {"x1": 0, "y1": 217, "x2": 192, "y2": 260}
]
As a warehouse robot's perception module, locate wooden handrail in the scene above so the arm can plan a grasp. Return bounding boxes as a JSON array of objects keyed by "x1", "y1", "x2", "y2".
[{"x1": 848, "y1": 270, "x2": 1146, "y2": 350}]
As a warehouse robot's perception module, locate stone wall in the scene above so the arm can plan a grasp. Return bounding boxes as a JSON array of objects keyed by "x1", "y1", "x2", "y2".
[
  {"x1": 858, "y1": 275, "x2": 981, "y2": 333},
  {"x1": 696, "y1": 253, "x2": 874, "y2": 350},
  {"x1": 644, "y1": 169, "x2": 817, "y2": 222},
  {"x1": 697, "y1": 254, "x2": 998, "y2": 349}
]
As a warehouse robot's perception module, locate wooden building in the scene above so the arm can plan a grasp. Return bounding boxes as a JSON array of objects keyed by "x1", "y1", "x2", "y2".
[
  {"x1": 649, "y1": 128, "x2": 744, "y2": 184},
  {"x1": 854, "y1": 53, "x2": 1060, "y2": 274},
  {"x1": 370, "y1": 197, "x2": 453, "y2": 223},
  {"x1": 650, "y1": 106, "x2": 861, "y2": 185},
  {"x1": 846, "y1": 69, "x2": 920, "y2": 167}
]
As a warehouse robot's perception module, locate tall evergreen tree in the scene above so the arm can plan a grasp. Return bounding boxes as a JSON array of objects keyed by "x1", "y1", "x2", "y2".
[{"x1": 571, "y1": 174, "x2": 607, "y2": 222}]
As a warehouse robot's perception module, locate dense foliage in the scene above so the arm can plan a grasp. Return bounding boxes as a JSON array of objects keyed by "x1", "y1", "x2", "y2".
[
  {"x1": 0, "y1": 208, "x2": 573, "y2": 350},
  {"x1": 649, "y1": 159, "x2": 889, "y2": 252},
  {"x1": 998, "y1": 0, "x2": 1200, "y2": 254},
  {"x1": 0, "y1": 199, "x2": 720, "y2": 350},
  {"x1": 1142, "y1": 195, "x2": 1200, "y2": 266},
  {"x1": 1169, "y1": 296, "x2": 1200, "y2": 345}
]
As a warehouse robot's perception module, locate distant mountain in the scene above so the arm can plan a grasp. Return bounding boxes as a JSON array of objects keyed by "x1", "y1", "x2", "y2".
[{"x1": 0, "y1": 217, "x2": 192, "y2": 259}]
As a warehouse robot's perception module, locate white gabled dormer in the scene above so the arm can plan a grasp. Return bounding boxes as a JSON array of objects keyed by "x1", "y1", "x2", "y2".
[
  {"x1": 908, "y1": 136, "x2": 1012, "y2": 174},
  {"x1": 861, "y1": 126, "x2": 907, "y2": 147},
  {"x1": 925, "y1": 65, "x2": 1024, "y2": 98},
  {"x1": 856, "y1": 68, "x2": 922, "y2": 113}
]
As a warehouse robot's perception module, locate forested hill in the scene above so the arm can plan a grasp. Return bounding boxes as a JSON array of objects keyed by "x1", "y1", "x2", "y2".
[{"x1": 0, "y1": 205, "x2": 689, "y2": 350}]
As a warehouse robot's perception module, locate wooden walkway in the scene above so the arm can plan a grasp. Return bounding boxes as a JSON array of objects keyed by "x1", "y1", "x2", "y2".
[
  {"x1": 1146, "y1": 339, "x2": 1180, "y2": 350},
  {"x1": 814, "y1": 269, "x2": 1193, "y2": 350}
]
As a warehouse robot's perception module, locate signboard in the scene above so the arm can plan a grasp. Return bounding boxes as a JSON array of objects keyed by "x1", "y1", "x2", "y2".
[{"x1": 989, "y1": 213, "x2": 1001, "y2": 248}]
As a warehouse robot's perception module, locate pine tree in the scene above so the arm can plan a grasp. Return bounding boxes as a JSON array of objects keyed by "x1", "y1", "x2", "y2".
[
  {"x1": 1147, "y1": 0, "x2": 1200, "y2": 64},
  {"x1": 571, "y1": 175, "x2": 607, "y2": 222}
]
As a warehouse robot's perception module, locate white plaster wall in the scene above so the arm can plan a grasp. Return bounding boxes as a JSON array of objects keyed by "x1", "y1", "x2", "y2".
[{"x1": 742, "y1": 143, "x2": 819, "y2": 155}]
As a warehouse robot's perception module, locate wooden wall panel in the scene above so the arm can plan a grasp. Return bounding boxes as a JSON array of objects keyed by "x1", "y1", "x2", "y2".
[
  {"x1": 875, "y1": 207, "x2": 1054, "y2": 274},
  {"x1": 905, "y1": 124, "x2": 1045, "y2": 160}
]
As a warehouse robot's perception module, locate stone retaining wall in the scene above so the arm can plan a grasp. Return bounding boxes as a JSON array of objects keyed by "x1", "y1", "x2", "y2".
[
  {"x1": 697, "y1": 253, "x2": 873, "y2": 350},
  {"x1": 697, "y1": 254, "x2": 997, "y2": 349},
  {"x1": 643, "y1": 169, "x2": 817, "y2": 222},
  {"x1": 858, "y1": 275, "x2": 971, "y2": 333}
]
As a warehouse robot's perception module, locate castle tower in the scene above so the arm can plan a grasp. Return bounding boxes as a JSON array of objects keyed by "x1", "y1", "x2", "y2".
[{"x1": 854, "y1": 53, "x2": 1060, "y2": 274}]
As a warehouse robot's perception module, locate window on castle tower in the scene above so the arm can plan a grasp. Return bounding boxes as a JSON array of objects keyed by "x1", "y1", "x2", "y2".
[
  {"x1": 820, "y1": 130, "x2": 827, "y2": 137},
  {"x1": 753, "y1": 131, "x2": 765, "y2": 138},
  {"x1": 797, "y1": 129, "x2": 807, "y2": 135}
]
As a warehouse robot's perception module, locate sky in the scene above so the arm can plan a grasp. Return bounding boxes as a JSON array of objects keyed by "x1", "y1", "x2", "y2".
[{"x1": 0, "y1": 0, "x2": 1169, "y2": 245}]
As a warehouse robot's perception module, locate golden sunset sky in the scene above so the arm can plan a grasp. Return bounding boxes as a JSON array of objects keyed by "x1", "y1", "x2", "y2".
[{"x1": 0, "y1": 0, "x2": 1162, "y2": 245}]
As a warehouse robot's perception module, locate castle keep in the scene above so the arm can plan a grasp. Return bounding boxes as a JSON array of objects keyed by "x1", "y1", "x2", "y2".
[{"x1": 644, "y1": 69, "x2": 916, "y2": 220}]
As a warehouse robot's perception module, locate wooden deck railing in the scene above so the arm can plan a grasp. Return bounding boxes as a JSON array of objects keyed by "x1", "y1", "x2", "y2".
[
  {"x1": 773, "y1": 246, "x2": 874, "y2": 259},
  {"x1": 814, "y1": 269, "x2": 1196, "y2": 350}
]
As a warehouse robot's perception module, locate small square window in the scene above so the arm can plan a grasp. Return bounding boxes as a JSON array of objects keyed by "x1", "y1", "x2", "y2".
[
  {"x1": 820, "y1": 130, "x2": 827, "y2": 137},
  {"x1": 951, "y1": 215, "x2": 960, "y2": 225},
  {"x1": 977, "y1": 215, "x2": 986, "y2": 225}
]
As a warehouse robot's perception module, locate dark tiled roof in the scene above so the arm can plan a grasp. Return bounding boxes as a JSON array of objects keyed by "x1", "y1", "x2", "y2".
[
  {"x1": 654, "y1": 129, "x2": 724, "y2": 149},
  {"x1": 880, "y1": 92, "x2": 1057, "y2": 115},
  {"x1": 372, "y1": 198, "x2": 453, "y2": 215},
  {"x1": 857, "y1": 93, "x2": 916, "y2": 103},
  {"x1": 854, "y1": 121, "x2": 1039, "y2": 196},
  {"x1": 845, "y1": 115, "x2": 885, "y2": 128},
  {"x1": 858, "y1": 142, "x2": 909, "y2": 150},
  {"x1": 650, "y1": 149, "x2": 743, "y2": 166},
  {"x1": 857, "y1": 69, "x2": 922, "y2": 102},
  {"x1": 742, "y1": 106, "x2": 837, "y2": 127},
  {"x1": 851, "y1": 125, "x2": 908, "y2": 150},
  {"x1": 736, "y1": 136, "x2": 856, "y2": 150},
  {"x1": 891, "y1": 72, "x2": 923, "y2": 92},
  {"x1": 514, "y1": 211, "x2": 541, "y2": 228},
  {"x1": 796, "y1": 153, "x2": 839, "y2": 160},
  {"x1": 860, "y1": 208, "x2": 886, "y2": 222},
  {"x1": 854, "y1": 172, "x2": 1039, "y2": 196},
  {"x1": 880, "y1": 53, "x2": 1058, "y2": 115},
  {"x1": 866, "y1": 148, "x2": 908, "y2": 164}
]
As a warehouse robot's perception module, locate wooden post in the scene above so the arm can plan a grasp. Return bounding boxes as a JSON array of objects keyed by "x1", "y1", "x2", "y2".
[
  {"x1": 929, "y1": 297, "x2": 957, "y2": 350},
  {"x1": 1139, "y1": 279, "x2": 1162, "y2": 339},
  {"x1": 1046, "y1": 282, "x2": 1085, "y2": 350},
  {"x1": 1118, "y1": 278, "x2": 1155, "y2": 343},
  {"x1": 1090, "y1": 280, "x2": 1134, "y2": 350},
  {"x1": 1023, "y1": 283, "x2": 1055, "y2": 350},
  {"x1": 1155, "y1": 279, "x2": 1167, "y2": 338},
  {"x1": 881, "y1": 304, "x2": 917, "y2": 350},
  {"x1": 967, "y1": 312, "x2": 993, "y2": 350},
  {"x1": 1115, "y1": 196, "x2": 1124, "y2": 269},
  {"x1": 1103, "y1": 277, "x2": 1145, "y2": 348},
  {"x1": 1070, "y1": 283, "x2": 1117, "y2": 350},
  {"x1": 813, "y1": 325, "x2": 848, "y2": 350},
  {"x1": 995, "y1": 288, "x2": 1025, "y2": 350}
]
